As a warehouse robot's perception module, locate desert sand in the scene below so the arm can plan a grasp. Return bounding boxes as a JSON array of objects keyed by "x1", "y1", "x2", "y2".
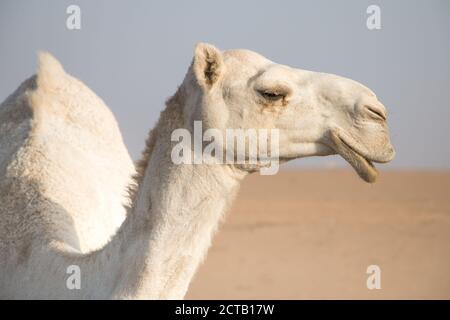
[{"x1": 187, "y1": 170, "x2": 450, "y2": 299}]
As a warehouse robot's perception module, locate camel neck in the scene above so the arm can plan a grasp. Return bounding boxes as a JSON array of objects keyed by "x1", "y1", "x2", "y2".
[{"x1": 109, "y1": 100, "x2": 246, "y2": 299}]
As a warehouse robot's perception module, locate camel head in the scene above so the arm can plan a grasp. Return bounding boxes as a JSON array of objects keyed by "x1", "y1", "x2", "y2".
[{"x1": 183, "y1": 43, "x2": 395, "y2": 183}]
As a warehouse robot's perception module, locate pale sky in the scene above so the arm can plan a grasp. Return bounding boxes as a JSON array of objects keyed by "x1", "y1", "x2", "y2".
[{"x1": 1, "y1": 0, "x2": 449, "y2": 169}]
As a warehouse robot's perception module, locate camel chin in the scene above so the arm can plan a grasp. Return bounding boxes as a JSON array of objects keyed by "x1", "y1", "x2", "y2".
[
  {"x1": 329, "y1": 131, "x2": 379, "y2": 183},
  {"x1": 343, "y1": 147, "x2": 379, "y2": 184}
]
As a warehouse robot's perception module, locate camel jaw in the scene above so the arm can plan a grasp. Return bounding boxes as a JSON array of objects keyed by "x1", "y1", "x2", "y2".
[{"x1": 329, "y1": 131, "x2": 378, "y2": 183}]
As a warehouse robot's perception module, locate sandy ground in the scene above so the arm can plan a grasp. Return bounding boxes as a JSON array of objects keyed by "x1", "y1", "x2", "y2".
[{"x1": 186, "y1": 170, "x2": 450, "y2": 299}]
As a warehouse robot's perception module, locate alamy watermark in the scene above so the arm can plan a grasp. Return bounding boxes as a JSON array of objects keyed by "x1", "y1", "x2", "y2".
[
  {"x1": 66, "y1": 5, "x2": 81, "y2": 30},
  {"x1": 66, "y1": 264, "x2": 81, "y2": 290},
  {"x1": 366, "y1": 265, "x2": 381, "y2": 290},
  {"x1": 171, "y1": 121, "x2": 280, "y2": 175},
  {"x1": 366, "y1": 5, "x2": 381, "y2": 30}
]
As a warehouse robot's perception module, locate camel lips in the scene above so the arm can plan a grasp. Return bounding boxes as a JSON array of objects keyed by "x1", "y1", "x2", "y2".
[{"x1": 330, "y1": 132, "x2": 378, "y2": 183}]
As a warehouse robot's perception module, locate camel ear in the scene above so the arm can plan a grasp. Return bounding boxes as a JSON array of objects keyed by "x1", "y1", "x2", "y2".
[{"x1": 193, "y1": 43, "x2": 223, "y2": 90}]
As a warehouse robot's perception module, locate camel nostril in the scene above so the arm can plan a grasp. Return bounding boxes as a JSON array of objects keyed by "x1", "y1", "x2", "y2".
[{"x1": 365, "y1": 105, "x2": 387, "y2": 121}]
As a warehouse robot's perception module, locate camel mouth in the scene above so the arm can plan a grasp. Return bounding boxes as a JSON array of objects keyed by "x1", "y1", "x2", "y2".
[{"x1": 329, "y1": 132, "x2": 378, "y2": 183}]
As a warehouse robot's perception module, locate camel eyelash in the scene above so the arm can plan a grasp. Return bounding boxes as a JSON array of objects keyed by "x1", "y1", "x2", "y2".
[{"x1": 257, "y1": 88, "x2": 290, "y2": 101}]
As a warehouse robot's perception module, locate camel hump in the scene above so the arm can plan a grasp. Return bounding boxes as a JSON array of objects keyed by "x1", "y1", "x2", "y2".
[
  {"x1": 29, "y1": 52, "x2": 124, "y2": 143},
  {"x1": 0, "y1": 53, "x2": 135, "y2": 254},
  {"x1": 36, "y1": 51, "x2": 67, "y2": 90}
]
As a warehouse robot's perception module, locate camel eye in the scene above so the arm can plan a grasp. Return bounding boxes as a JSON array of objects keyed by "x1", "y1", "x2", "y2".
[{"x1": 258, "y1": 90, "x2": 286, "y2": 101}]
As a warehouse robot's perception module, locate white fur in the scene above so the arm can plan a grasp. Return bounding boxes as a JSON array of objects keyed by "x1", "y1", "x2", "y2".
[{"x1": 0, "y1": 44, "x2": 394, "y2": 299}]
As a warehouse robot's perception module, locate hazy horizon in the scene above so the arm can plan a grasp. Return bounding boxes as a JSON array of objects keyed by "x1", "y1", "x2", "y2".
[{"x1": 1, "y1": 0, "x2": 449, "y2": 169}]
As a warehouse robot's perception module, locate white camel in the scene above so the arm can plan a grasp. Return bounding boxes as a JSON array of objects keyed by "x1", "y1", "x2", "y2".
[{"x1": 0, "y1": 43, "x2": 394, "y2": 299}]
